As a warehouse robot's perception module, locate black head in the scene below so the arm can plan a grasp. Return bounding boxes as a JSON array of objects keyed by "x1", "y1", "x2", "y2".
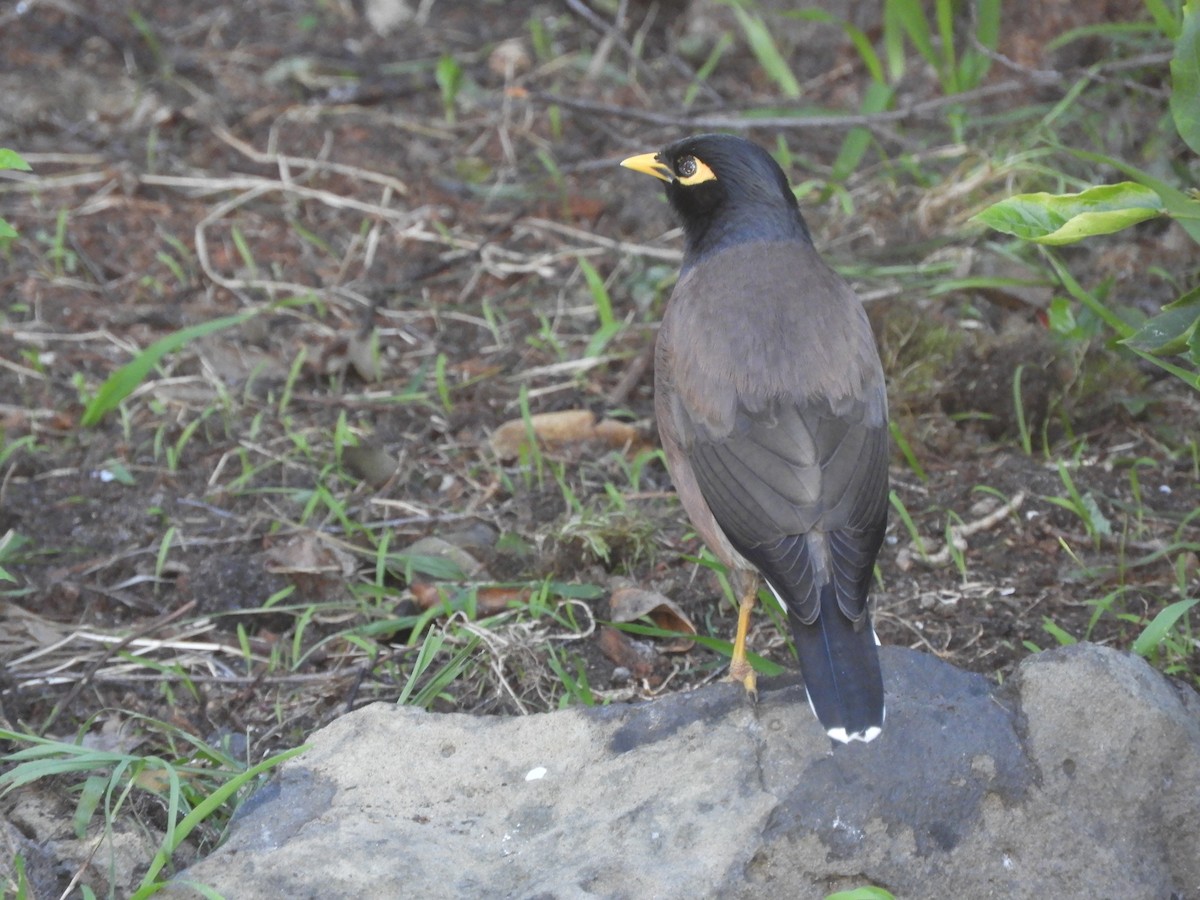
[{"x1": 621, "y1": 134, "x2": 812, "y2": 263}]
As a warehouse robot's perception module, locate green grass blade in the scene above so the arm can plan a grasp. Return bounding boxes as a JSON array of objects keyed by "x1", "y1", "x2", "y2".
[
  {"x1": 81, "y1": 312, "x2": 256, "y2": 427},
  {"x1": 828, "y1": 82, "x2": 894, "y2": 186},
  {"x1": 1132, "y1": 597, "x2": 1199, "y2": 657},
  {"x1": 131, "y1": 744, "x2": 310, "y2": 896},
  {"x1": 728, "y1": 1, "x2": 802, "y2": 98}
]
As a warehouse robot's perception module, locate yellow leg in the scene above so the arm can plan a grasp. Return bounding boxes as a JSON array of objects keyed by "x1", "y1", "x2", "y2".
[{"x1": 727, "y1": 572, "x2": 758, "y2": 700}]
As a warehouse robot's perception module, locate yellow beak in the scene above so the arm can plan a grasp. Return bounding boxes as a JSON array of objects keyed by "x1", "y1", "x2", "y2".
[{"x1": 620, "y1": 152, "x2": 673, "y2": 182}]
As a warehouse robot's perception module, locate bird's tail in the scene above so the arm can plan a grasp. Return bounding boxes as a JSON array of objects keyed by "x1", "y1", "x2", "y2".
[{"x1": 789, "y1": 582, "x2": 884, "y2": 744}]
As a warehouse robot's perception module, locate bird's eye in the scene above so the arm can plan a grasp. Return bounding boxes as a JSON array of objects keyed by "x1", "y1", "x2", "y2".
[{"x1": 676, "y1": 156, "x2": 698, "y2": 178}]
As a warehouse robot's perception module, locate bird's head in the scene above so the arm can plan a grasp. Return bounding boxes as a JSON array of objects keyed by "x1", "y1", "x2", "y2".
[{"x1": 621, "y1": 134, "x2": 811, "y2": 260}]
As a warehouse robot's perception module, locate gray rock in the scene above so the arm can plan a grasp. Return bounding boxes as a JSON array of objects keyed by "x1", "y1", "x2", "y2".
[{"x1": 166, "y1": 644, "x2": 1200, "y2": 899}]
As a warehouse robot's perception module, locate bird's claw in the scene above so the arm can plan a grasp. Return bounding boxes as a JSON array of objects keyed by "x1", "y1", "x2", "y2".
[{"x1": 728, "y1": 660, "x2": 758, "y2": 702}]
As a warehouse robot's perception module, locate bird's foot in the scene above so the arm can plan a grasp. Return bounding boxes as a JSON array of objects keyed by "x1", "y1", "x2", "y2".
[{"x1": 727, "y1": 658, "x2": 758, "y2": 702}]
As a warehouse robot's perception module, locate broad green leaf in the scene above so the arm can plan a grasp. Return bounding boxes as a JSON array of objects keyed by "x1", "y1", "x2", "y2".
[
  {"x1": 0, "y1": 148, "x2": 30, "y2": 171},
  {"x1": 1171, "y1": 0, "x2": 1200, "y2": 154},
  {"x1": 1064, "y1": 145, "x2": 1200, "y2": 243},
  {"x1": 81, "y1": 311, "x2": 256, "y2": 427},
  {"x1": 1132, "y1": 597, "x2": 1200, "y2": 657},
  {"x1": 1035, "y1": 208, "x2": 1164, "y2": 244},
  {"x1": 1122, "y1": 283, "x2": 1200, "y2": 356},
  {"x1": 972, "y1": 182, "x2": 1164, "y2": 244}
]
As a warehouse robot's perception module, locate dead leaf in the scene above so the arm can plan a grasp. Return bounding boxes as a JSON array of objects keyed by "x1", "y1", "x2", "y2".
[
  {"x1": 346, "y1": 328, "x2": 384, "y2": 382},
  {"x1": 365, "y1": 0, "x2": 414, "y2": 36},
  {"x1": 410, "y1": 582, "x2": 442, "y2": 608},
  {"x1": 410, "y1": 582, "x2": 528, "y2": 615},
  {"x1": 488, "y1": 38, "x2": 530, "y2": 77},
  {"x1": 489, "y1": 409, "x2": 647, "y2": 461},
  {"x1": 608, "y1": 587, "x2": 696, "y2": 653},
  {"x1": 474, "y1": 586, "x2": 529, "y2": 614},
  {"x1": 490, "y1": 409, "x2": 594, "y2": 459},
  {"x1": 198, "y1": 339, "x2": 289, "y2": 385},
  {"x1": 343, "y1": 444, "x2": 399, "y2": 487},
  {"x1": 264, "y1": 532, "x2": 357, "y2": 578},
  {"x1": 597, "y1": 626, "x2": 658, "y2": 678},
  {"x1": 592, "y1": 417, "x2": 641, "y2": 451},
  {"x1": 0, "y1": 602, "x2": 68, "y2": 654},
  {"x1": 81, "y1": 716, "x2": 146, "y2": 754}
]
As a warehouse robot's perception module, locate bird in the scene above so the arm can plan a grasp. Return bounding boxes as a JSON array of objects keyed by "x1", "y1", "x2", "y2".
[{"x1": 621, "y1": 134, "x2": 889, "y2": 744}]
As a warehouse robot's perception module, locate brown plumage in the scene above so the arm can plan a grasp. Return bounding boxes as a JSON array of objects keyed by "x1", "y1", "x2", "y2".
[{"x1": 622, "y1": 134, "x2": 889, "y2": 743}]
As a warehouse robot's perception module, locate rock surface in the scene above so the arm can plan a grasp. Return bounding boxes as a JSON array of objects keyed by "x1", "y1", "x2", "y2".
[{"x1": 166, "y1": 644, "x2": 1200, "y2": 899}]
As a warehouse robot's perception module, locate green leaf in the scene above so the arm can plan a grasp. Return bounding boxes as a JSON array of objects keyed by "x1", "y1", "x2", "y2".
[
  {"x1": 890, "y1": 0, "x2": 936, "y2": 68},
  {"x1": 1063, "y1": 145, "x2": 1200, "y2": 243},
  {"x1": 936, "y1": 0, "x2": 958, "y2": 92},
  {"x1": 81, "y1": 312, "x2": 256, "y2": 427},
  {"x1": 1171, "y1": 0, "x2": 1200, "y2": 153},
  {"x1": 1078, "y1": 492, "x2": 1113, "y2": 538},
  {"x1": 882, "y1": 1, "x2": 907, "y2": 82},
  {"x1": 435, "y1": 54, "x2": 463, "y2": 122},
  {"x1": 1046, "y1": 295, "x2": 1079, "y2": 336},
  {"x1": 0, "y1": 148, "x2": 31, "y2": 171},
  {"x1": 1121, "y1": 283, "x2": 1200, "y2": 356},
  {"x1": 1042, "y1": 617, "x2": 1077, "y2": 647},
  {"x1": 75, "y1": 774, "x2": 107, "y2": 839},
  {"x1": 577, "y1": 258, "x2": 614, "y2": 328},
  {"x1": 104, "y1": 461, "x2": 137, "y2": 486},
  {"x1": 971, "y1": 183, "x2": 1164, "y2": 244},
  {"x1": 825, "y1": 888, "x2": 896, "y2": 900},
  {"x1": 958, "y1": 0, "x2": 1001, "y2": 88},
  {"x1": 728, "y1": 2, "x2": 802, "y2": 98},
  {"x1": 789, "y1": 10, "x2": 884, "y2": 84},
  {"x1": 1146, "y1": 0, "x2": 1183, "y2": 40},
  {"x1": 1041, "y1": 251, "x2": 1136, "y2": 338},
  {"x1": 828, "y1": 82, "x2": 894, "y2": 185},
  {"x1": 130, "y1": 743, "x2": 310, "y2": 896},
  {"x1": 1132, "y1": 597, "x2": 1200, "y2": 657}
]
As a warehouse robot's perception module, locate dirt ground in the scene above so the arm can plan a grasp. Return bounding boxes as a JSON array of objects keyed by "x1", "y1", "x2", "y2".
[{"x1": 1, "y1": 1, "x2": 1198, "y2": 896}]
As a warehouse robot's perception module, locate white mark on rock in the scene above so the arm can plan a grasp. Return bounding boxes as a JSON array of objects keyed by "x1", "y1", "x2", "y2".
[{"x1": 525, "y1": 766, "x2": 547, "y2": 781}]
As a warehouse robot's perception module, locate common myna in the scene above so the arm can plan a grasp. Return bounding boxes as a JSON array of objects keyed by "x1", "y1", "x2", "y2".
[{"x1": 621, "y1": 134, "x2": 889, "y2": 744}]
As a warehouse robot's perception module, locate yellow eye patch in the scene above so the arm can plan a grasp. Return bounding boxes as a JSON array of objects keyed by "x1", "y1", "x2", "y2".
[{"x1": 676, "y1": 155, "x2": 717, "y2": 186}]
